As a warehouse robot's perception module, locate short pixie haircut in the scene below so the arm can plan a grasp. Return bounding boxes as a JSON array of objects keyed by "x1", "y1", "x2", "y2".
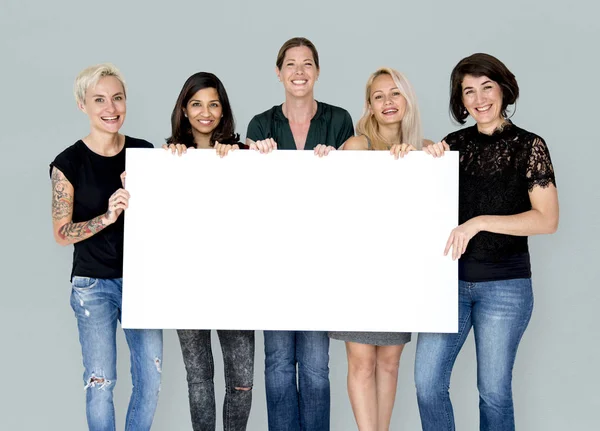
[
  {"x1": 449, "y1": 53, "x2": 519, "y2": 124},
  {"x1": 276, "y1": 37, "x2": 320, "y2": 70},
  {"x1": 73, "y1": 63, "x2": 126, "y2": 105}
]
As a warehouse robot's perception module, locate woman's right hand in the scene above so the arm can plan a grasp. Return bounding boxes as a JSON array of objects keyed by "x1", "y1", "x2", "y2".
[
  {"x1": 422, "y1": 140, "x2": 450, "y2": 158},
  {"x1": 104, "y1": 188, "x2": 130, "y2": 224},
  {"x1": 162, "y1": 143, "x2": 190, "y2": 156},
  {"x1": 249, "y1": 138, "x2": 277, "y2": 154}
]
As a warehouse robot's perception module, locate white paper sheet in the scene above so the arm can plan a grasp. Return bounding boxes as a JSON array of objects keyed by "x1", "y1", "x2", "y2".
[{"x1": 122, "y1": 149, "x2": 458, "y2": 332}]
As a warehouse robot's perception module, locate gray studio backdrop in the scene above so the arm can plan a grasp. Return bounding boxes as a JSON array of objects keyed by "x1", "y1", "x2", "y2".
[{"x1": 1, "y1": 0, "x2": 598, "y2": 429}]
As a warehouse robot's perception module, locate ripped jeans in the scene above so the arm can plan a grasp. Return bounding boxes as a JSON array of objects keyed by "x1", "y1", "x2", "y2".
[
  {"x1": 177, "y1": 329, "x2": 255, "y2": 431},
  {"x1": 70, "y1": 277, "x2": 163, "y2": 431}
]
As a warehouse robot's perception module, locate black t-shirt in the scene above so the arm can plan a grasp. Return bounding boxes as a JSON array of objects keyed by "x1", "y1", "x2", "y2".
[
  {"x1": 444, "y1": 122, "x2": 556, "y2": 282},
  {"x1": 246, "y1": 101, "x2": 354, "y2": 150},
  {"x1": 50, "y1": 136, "x2": 154, "y2": 280}
]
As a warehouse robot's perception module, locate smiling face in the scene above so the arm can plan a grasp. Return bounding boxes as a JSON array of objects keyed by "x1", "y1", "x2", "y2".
[
  {"x1": 183, "y1": 87, "x2": 222, "y2": 139},
  {"x1": 80, "y1": 76, "x2": 126, "y2": 134},
  {"x1": 276, "y1": 46, "x2": 319, "y2": 98},
  {"x1": 461, "y1": 74, "x2": 504, "y2": 132},
  {"x1": 369, "y1": 73, "x2": 407, "y2": 126}
]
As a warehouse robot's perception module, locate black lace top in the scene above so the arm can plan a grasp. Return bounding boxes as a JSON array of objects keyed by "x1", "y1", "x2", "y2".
[{"x1": 444, "y1": 122, "x2": 556, "y2": 282}]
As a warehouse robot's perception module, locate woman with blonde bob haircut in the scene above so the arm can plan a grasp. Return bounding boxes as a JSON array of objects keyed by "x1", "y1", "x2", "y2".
[
  {"x1": 50, "y1": 63, "x2": 162, "y2": 431},
  {"x1": 329, "y1": 67, "x2": 432, "y2": 431}
]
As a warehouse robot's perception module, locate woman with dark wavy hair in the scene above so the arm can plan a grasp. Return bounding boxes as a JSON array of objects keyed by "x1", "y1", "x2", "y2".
[
  {"x1": 416, "y1": 53, "x2": 559, "y2": 431},
  {"x1": 165, "y1": 72, "x2": 254, "y2": 431}
]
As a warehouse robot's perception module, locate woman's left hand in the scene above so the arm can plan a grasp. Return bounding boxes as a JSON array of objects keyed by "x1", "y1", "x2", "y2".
[
  {"x1": 314, "y1": 144, "x2": 336, "y2": 157},
  {"x1": 444, "y1": 217, "x2": 483, "y2": 260},
  {"x1": 215, "y1": 141, "x2": 239, "y2": 158},
  {"x1": 390, "y1": 143, "x2": 416, "y2": 159}
]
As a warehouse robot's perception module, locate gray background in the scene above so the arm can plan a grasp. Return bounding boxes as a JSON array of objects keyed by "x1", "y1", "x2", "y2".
[{"x1": 1, "y1": 0, "x2": 598, "y2": 429}]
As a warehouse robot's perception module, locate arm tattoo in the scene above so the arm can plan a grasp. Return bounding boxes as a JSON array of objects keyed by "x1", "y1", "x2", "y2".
[
  {"x1": 57, "y1": 214, "x2": 108, "y2": 243},
  {"x1": 52, "y1": 168, "x2": 108, "y2": 244},
  {"x1": 51, "y1": 168, "x2": 74, "y2": 221}
]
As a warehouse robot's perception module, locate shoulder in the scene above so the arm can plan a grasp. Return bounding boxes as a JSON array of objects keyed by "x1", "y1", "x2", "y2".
[
  {"x1": 511, "y1": 124, "x2": 545, "y2": 145},
  {"x1": 52, "y1": 140, "x2": 86, "y2": 166},
  {"x1": 343, "y1": 135, "x2": 369, "y2": 150},
  {"x1": 50, "y1": 140, "x2": 86, "y2": 180},
  {"x1": 125, "y1": 135, "x2": 154, "y2": 149},
  {"x1": 318, "y1": 101, "x2": 351, "y2": 120},
  {"x1": 250, "y1": 105, "x2": 281, "y2": 123},
  {"x1": 443, "y1": 125, "x2": 476, "y2": 148}
]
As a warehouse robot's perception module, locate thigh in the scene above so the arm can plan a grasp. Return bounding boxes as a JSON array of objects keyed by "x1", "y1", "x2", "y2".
[
  {"x1": 264, "y1": 330, "x2": 296, "y2": 366},
  {"x1": 346, "y1": 342, "x2": 377, "y2": 366},
  {"x1": 472, "y1": 279, "x2": 534, "y2": 385},
  {"x1": 70, "y1": 277, "x2": 119, "y2": 379},
  {"x1": 218, "y1": 330, "x2": 255, "y2": 385},
  {"x1": 177, "y1": 329, "x2": 213, "y2": 380},
  {"x1": 415, "y1": 282, "x2": 473, "y2": 388},
  {"x1": 124, "y1": 327, "x2": 163, "y2": 375},
  {"x1": 297, "y1": 331, "x2": 329, "y2": 371}
]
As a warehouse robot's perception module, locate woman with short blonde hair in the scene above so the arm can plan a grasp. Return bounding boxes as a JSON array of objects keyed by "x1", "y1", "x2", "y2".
[{"x1": 50, "y1": 63, "x2": 162, "y2": 431}]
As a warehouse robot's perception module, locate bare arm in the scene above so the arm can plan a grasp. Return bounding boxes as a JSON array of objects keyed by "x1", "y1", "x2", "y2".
[
  {"x1": 51, "y1": 167, "x2": 118, "y2": 246},
  {"x1": 445, "y1": 184, "x2": 559, "y2": 259},
  {"x1": 473, "y1": 184, "x2": 559, "y2": 236}
]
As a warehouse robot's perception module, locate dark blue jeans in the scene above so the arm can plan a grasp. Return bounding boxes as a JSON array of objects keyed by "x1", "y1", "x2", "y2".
[
  {"x1": 264, "y1": 331, "x2": 330, "y2": 431},
  {"x1": 70, "y1": 277, "x2": 163, "y2": 431},
  {"x1": 415, "y1": 278, "x2": 534, "y2": 431}
]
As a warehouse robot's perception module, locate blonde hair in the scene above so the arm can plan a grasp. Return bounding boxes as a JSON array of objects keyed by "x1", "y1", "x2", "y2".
[
  {"x1": 73, "y1": 63, "x2": 126, "y2": 105},
  {"x1": 356, "y1": 67, "x2": 423, "y2": 150}
]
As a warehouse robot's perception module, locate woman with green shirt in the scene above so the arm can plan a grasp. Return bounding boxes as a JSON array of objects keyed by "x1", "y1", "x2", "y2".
[{"x1": 245, "y1": 37, "x2": 353, "y2": 431}]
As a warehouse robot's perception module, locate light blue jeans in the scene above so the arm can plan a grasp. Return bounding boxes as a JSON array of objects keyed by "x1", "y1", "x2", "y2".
[
  {"x1": 415, "y1": 278, "x2": 534, "y2": 431},
  {"x1": 70, "y1": 277, "x2": 163, "y2": 431},
  {"x1": 264, "y1": 330, "x2": 330, "y2": 431}
]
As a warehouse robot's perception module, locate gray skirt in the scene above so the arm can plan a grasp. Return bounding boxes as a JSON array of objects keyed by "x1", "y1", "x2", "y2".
[{"x1": 328, "y1": 331, "x2": 411, "y2": 346}]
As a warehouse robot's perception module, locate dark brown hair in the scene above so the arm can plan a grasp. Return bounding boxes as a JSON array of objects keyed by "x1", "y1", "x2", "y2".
[
  {"x1": 167, "y1": 72, "x2": 239, "y2": 147},
  {"x1": 276, "y1": 37, "x2": 320, "y2": 70},
  {"x1": 449, "y1": 53, "x2": 519, "y2": 124}
]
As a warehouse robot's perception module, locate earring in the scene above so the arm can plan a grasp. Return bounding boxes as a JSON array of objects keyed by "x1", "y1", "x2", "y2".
[{"x1": 184, "y1": 113, "x2": 188, "y2": 118}]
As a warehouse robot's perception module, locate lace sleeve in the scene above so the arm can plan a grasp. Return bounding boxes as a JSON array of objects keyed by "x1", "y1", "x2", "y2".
[{"x1": 525, "y1": 137, "x2": 556, "y2": 191}]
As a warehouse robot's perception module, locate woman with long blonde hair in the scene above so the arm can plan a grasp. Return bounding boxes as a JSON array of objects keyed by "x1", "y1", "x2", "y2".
[{"x1": 329, "y1": 67, "x2": 433, "y2": 431}]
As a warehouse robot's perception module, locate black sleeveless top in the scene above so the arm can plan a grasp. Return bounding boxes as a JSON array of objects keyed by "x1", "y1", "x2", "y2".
[{"x1": 443, "y1": 122, "x2": 556, "y2": 282}]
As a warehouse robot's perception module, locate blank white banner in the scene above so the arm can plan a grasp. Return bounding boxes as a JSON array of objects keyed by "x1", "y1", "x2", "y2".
[{"x1": 122, "y1": 149, "x2": 458, "y2": 332}]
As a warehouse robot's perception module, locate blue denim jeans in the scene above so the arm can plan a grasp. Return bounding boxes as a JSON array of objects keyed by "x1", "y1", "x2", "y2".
[
  {"x1": 70, "y1": 277, "x2": 163, "y2": 431},
  {"x1": 264, "y1": 331, "x2": 330, "y2": 431},
  {"x1": 414, "y1": 278, "x2": 533, "y2": 431}
]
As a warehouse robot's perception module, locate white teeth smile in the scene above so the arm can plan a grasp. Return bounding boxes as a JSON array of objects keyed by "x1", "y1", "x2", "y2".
[
  {"x1": 475, "y1": 105, "x2": 491, "y2": 112},
  {"x1": 102, "y1": 116, "x2": 118, "y2": 120},
  {"x1": 199, "y1": 120, "x2": 213, "y2": 125},
  {"x1": 382, "y1": 109, "x2": 398, "y2": 114},
  {"x1": 292, "y1": 80, "x2": 307, "y2": 84}
]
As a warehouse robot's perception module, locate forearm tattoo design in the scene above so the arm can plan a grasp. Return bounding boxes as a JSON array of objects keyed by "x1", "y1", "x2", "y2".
[{"x1": 51, "y1": 168, "x2": 108, "y2": 243}]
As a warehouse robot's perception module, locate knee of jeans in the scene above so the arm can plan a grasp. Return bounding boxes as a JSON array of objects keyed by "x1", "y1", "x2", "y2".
[
  {"x1": 265, "y1": 352, "x2": 295, "y2": 372},
  {"x1": 298, "y1": 360, "x2": 329, "y2": 381},
  {"x1": 415, "y1": 368, "x2": 447, "y2": 402},
  {"x1": 477, "y1": 376, "x2": 512, "y2": 405},
  {"x1": 84, "y1": 373, "x2": 114, "y2": 391}
]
